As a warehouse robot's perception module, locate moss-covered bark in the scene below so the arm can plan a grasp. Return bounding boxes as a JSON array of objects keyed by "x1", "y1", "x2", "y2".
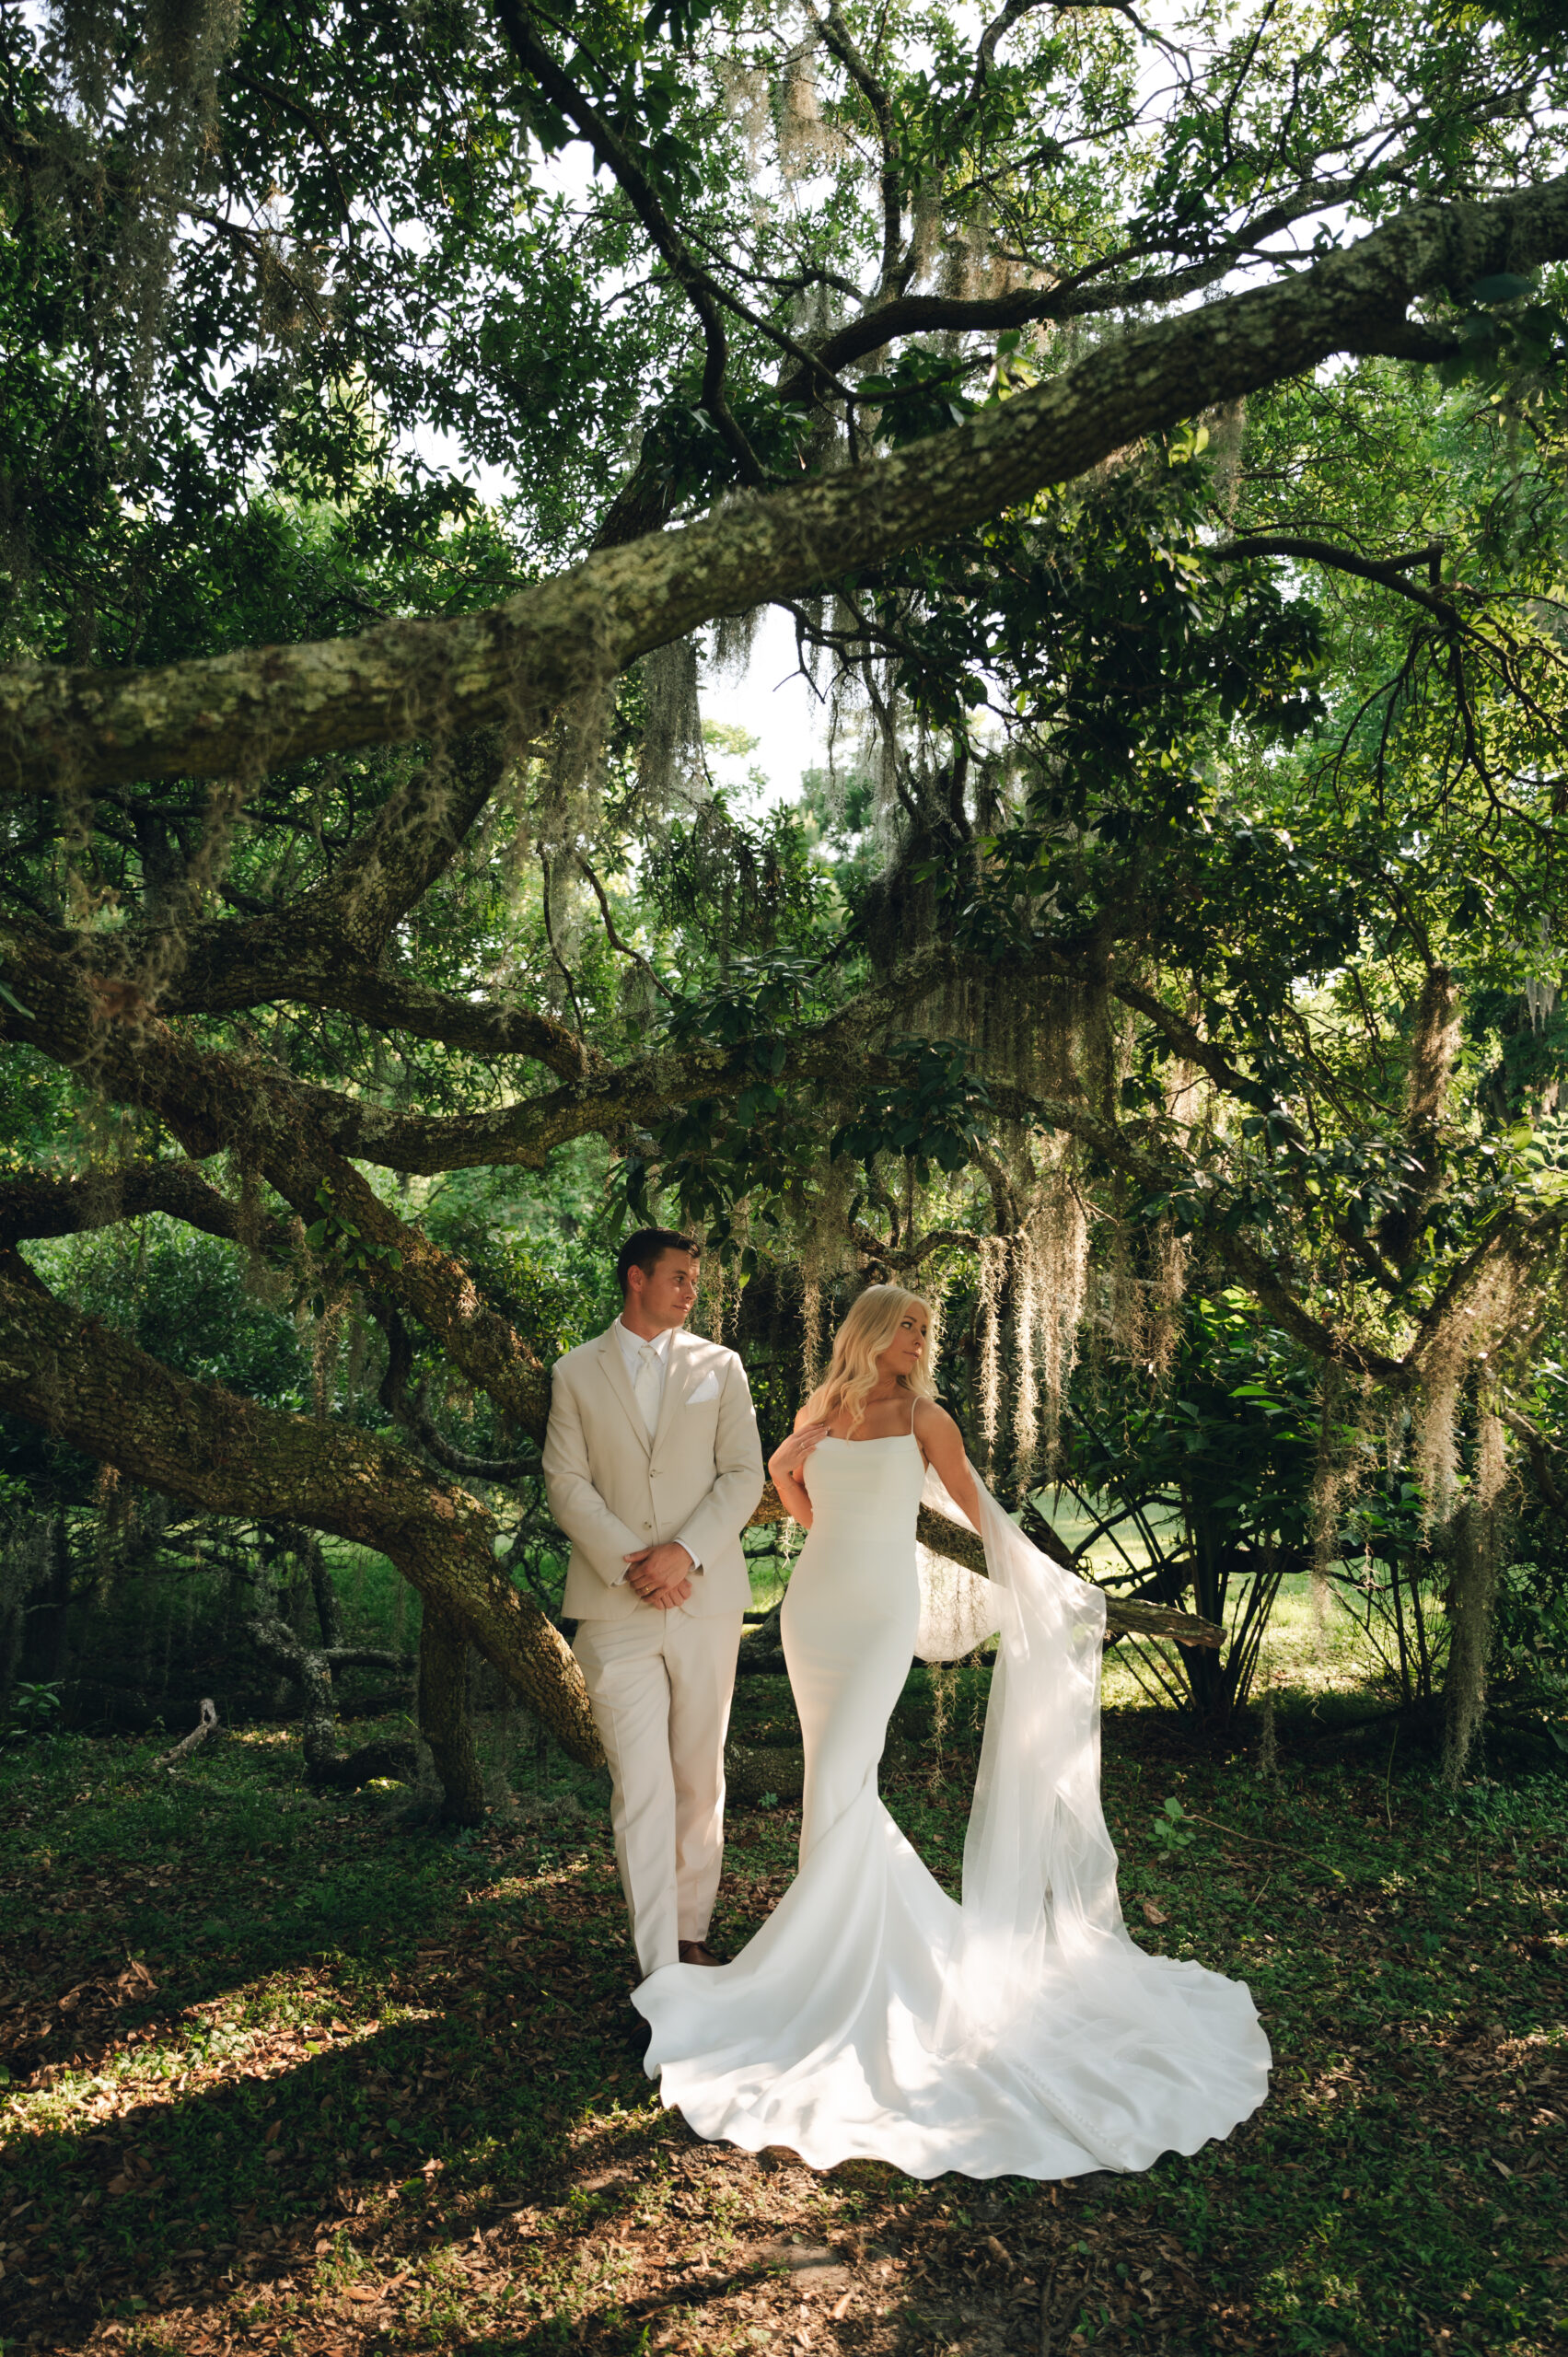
[
  {"x1": 418, "y1": 1604, "x2": 485, "y2": 1826},
  {"x1": 0, "y1": 1262, "x2": 602, "y2": 1768},
  {"x1": 4, "y1": 175, "x2": 1566, "y2": 800}
]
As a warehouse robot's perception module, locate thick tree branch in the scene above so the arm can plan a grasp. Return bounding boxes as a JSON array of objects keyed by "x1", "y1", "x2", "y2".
[
  {"x1": 0, "y1": 1161, "x2": 291, "y2": 1255},
  {"x1": 157, "y1": 916, "x2": 599, "y2": 1079},
  {"x1": 19, "y1": 733, "x2": 551, "y2": 1061},
  {"x1": 0, "y1": 923, "x2": 971, "y2": 1185},
  {"x1": 0, "y1": 1265, "x2": 600, "y2": 1762},
  {"x1": 9, "y1": 172, "x2": 1566, "y2": 797},
  {"x1": 316, "y1": 727, "x2": 514, "y2": 957},
  {"x1": 774, "y1": 170, "x2": 1452, "y2": 398},
  {"x1": 0, "y1": 914, "x2": 1414, "y2": 1392}
]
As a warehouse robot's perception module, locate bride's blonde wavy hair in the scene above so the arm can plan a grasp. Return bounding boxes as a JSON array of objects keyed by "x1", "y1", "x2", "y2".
[{"x1": 803, "y1": 1284, "x2": 937, "y2": 1434}]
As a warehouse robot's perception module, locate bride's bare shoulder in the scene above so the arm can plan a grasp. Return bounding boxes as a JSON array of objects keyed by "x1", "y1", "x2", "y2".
[{"x1": 912, "y1": 1396, "x2": 960, "y2": 1443}]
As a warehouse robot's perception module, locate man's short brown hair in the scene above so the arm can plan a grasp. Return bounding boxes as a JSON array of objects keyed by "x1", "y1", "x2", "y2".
[{"x1": 615, "y1": 1226, "x2": 699, "y2": 1296}]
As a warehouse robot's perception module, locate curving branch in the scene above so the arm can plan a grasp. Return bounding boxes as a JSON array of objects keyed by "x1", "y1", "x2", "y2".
[
  {"x1": 490, "y1": 0, "x2": 765, "y2": 489},
  {"x1": 575, "y1": 851, "x2": 677, "y2": 1004},
  {"x1": 247, "y1": 1604, "x2": 420, "y2": 1793},
  {"x1": 0, "y1": 1160, "x2": 292, "y2": 1256},
  {"x1": 809, "y1": 5, "x2": 903, "y2": 292},
  {"x1": 372, "y1": 1298, "x2": 543, "y2": 1482},
  {"x1": 153, "y1": 1697, "x2": 219, "y2": 1770},
  {"x1": 774, "y1": 168, "x2": 1457, "y2": 400},
  {"x1": 0, "y1": 1259, "x2": 600, "y2": 1763},
  {"x1": 1212, "y1": 533, "x2": 1462, "y2": 625},
  {"x1": 8, "y1": 169, "x2": 1566, "y2": 798},
  {"x1": 970, "y1": 0, "x2": 1056, "y2": 96}
]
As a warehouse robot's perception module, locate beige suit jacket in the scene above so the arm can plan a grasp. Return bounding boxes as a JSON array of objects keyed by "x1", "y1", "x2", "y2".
[{"x1": 542, "y1": 1324, "x2": 764, "y2": 1622}]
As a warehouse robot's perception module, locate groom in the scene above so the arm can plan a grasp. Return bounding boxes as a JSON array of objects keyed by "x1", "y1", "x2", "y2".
[{"x1": 543, "y1": 1228, "x2": 764, "y2": 1980}]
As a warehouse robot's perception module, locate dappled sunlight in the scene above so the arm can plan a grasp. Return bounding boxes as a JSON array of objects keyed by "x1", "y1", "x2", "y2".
[{"x1": 4, "y1": 1704, "x2": 1563, "y2": 2356}]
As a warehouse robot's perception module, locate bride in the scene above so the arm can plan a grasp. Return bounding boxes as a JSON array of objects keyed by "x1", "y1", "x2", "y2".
[{"x1": 632, "y1": 1283, "x2": 1271, "y2": 2179}]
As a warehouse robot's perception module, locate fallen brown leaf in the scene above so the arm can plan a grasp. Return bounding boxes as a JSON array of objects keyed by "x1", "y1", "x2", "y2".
[{"x1": 1142, "y1": 1900, "x2": 1168, "y2": 1926}]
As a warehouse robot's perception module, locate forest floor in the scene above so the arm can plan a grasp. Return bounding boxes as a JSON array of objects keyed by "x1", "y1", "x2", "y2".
[{"x1": 1, "y1": 1682, "x2": 1564, "y2": 2357}]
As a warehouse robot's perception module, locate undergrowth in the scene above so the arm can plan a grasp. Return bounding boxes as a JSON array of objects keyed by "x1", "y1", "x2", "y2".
[{"x1": 1, "y1": 1677, "x2": 1563, "y2": 2357}]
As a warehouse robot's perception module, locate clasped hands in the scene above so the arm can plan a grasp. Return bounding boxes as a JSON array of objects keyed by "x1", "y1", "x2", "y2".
[{"x1": 624, "y1": 1538, "x2": 695, "y2": 1608}]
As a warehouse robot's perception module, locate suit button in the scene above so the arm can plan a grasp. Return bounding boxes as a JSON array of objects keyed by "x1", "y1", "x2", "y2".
[{"x1": 643, "y1": 1522, "x2": 653, "y2": 1530}]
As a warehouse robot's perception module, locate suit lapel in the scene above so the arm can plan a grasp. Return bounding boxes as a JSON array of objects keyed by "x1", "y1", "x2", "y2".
[
  {"x1": 650, "y1": 1328, "x2": 701, "y2": 1457},
  {"x1": 596, "y1": 1326, "x2": 652, "y2": 1458}
]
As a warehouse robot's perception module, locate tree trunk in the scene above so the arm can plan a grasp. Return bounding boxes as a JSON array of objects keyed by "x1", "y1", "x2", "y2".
[
  {"x1": 1442, "y1": 1499, "x2": 1503, "y2": 1785},
  {"x1": 418, "y1": 1602, "x2": 485, "y2": 1825}
]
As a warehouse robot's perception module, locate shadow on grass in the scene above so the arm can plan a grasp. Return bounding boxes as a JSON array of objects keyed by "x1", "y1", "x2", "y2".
[{"x1": 4, "y1": 1721, "x2": 1566, "y2": 2357}]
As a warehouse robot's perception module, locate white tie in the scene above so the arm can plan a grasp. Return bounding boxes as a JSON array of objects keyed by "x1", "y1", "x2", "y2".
[{"x1": 633, "y1": 1341, "x2": 662, "y2": 1438}]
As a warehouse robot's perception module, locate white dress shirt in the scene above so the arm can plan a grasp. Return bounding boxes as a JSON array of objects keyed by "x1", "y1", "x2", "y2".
[{"x1": 615, "y1": 1318, "x2": 698, "y2": 1571}]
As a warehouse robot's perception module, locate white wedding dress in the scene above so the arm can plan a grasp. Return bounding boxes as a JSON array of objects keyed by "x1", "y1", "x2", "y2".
[{"x1": 632, "y1": 1432, "x2": 1271, "y2": 2178}]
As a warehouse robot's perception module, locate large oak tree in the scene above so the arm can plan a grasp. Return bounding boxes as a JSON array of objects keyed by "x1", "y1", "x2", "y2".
[{"x1": 4, "y1": 0, "x2": 1568, "y2": 1792}]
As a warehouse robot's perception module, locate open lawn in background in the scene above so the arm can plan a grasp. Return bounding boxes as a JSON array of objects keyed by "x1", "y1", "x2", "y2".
[{"x1": 2, "y1": 1637, "x2": 1564, "y2": 2357}]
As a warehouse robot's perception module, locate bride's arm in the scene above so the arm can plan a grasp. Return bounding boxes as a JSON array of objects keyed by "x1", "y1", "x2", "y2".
[
  {"x1": 768, "y1": 1411, "x2": 830, "y2": 1530},
  {"x1": 914, "y1": 1399, "x2": 984, "y2": 1531}
]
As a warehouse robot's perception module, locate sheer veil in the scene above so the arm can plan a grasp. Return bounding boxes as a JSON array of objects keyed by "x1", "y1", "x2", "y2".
[{"x1": 915, "y1": 1466, "x2": 1211, "y2": 2119}]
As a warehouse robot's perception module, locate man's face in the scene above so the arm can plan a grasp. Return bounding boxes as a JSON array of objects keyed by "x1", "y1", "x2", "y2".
[{"x1": 627, "y1": 1248, "x2": 700, "y2": 1330}]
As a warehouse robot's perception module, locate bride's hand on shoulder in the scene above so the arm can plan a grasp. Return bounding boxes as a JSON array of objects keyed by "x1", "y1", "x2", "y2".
[{"x1": 769, "y1": 1419, "x2": 830, "y2": 1480}]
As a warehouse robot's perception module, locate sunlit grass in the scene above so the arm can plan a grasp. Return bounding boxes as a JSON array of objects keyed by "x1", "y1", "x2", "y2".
[{"x1": 4, "y1": 1650, "x2": 1565, "y2": 2357}]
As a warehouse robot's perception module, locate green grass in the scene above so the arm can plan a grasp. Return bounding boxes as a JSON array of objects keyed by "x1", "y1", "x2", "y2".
[{"x1": 2, "y1": 1672, "x2": 1564, "y2": 2357}]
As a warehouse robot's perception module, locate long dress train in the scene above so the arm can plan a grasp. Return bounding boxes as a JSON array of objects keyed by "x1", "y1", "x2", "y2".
[{"x1": 632, "y1": 1434, "x2": 1271, "y2": 2179}]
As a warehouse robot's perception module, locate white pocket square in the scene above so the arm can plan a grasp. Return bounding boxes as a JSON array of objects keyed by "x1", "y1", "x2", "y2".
[{"x1": 686, "y1": 1372, "x2": 721, "y2": 1405}]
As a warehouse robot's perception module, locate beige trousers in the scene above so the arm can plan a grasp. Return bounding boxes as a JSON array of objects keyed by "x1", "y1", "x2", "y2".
[{"x1": 572, "y1": 1608, "x2": 743, "y2": 1977}]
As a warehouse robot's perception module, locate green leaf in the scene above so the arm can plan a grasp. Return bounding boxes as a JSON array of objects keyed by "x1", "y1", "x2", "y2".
[{"x1": 1464, "y1": 273, "x2": 1536, "y2": 306}]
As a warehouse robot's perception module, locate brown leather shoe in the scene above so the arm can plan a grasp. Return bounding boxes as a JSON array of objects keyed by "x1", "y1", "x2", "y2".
[{"x1": 678, "y1": 1939, "x2": 726, "y2": 1967}]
